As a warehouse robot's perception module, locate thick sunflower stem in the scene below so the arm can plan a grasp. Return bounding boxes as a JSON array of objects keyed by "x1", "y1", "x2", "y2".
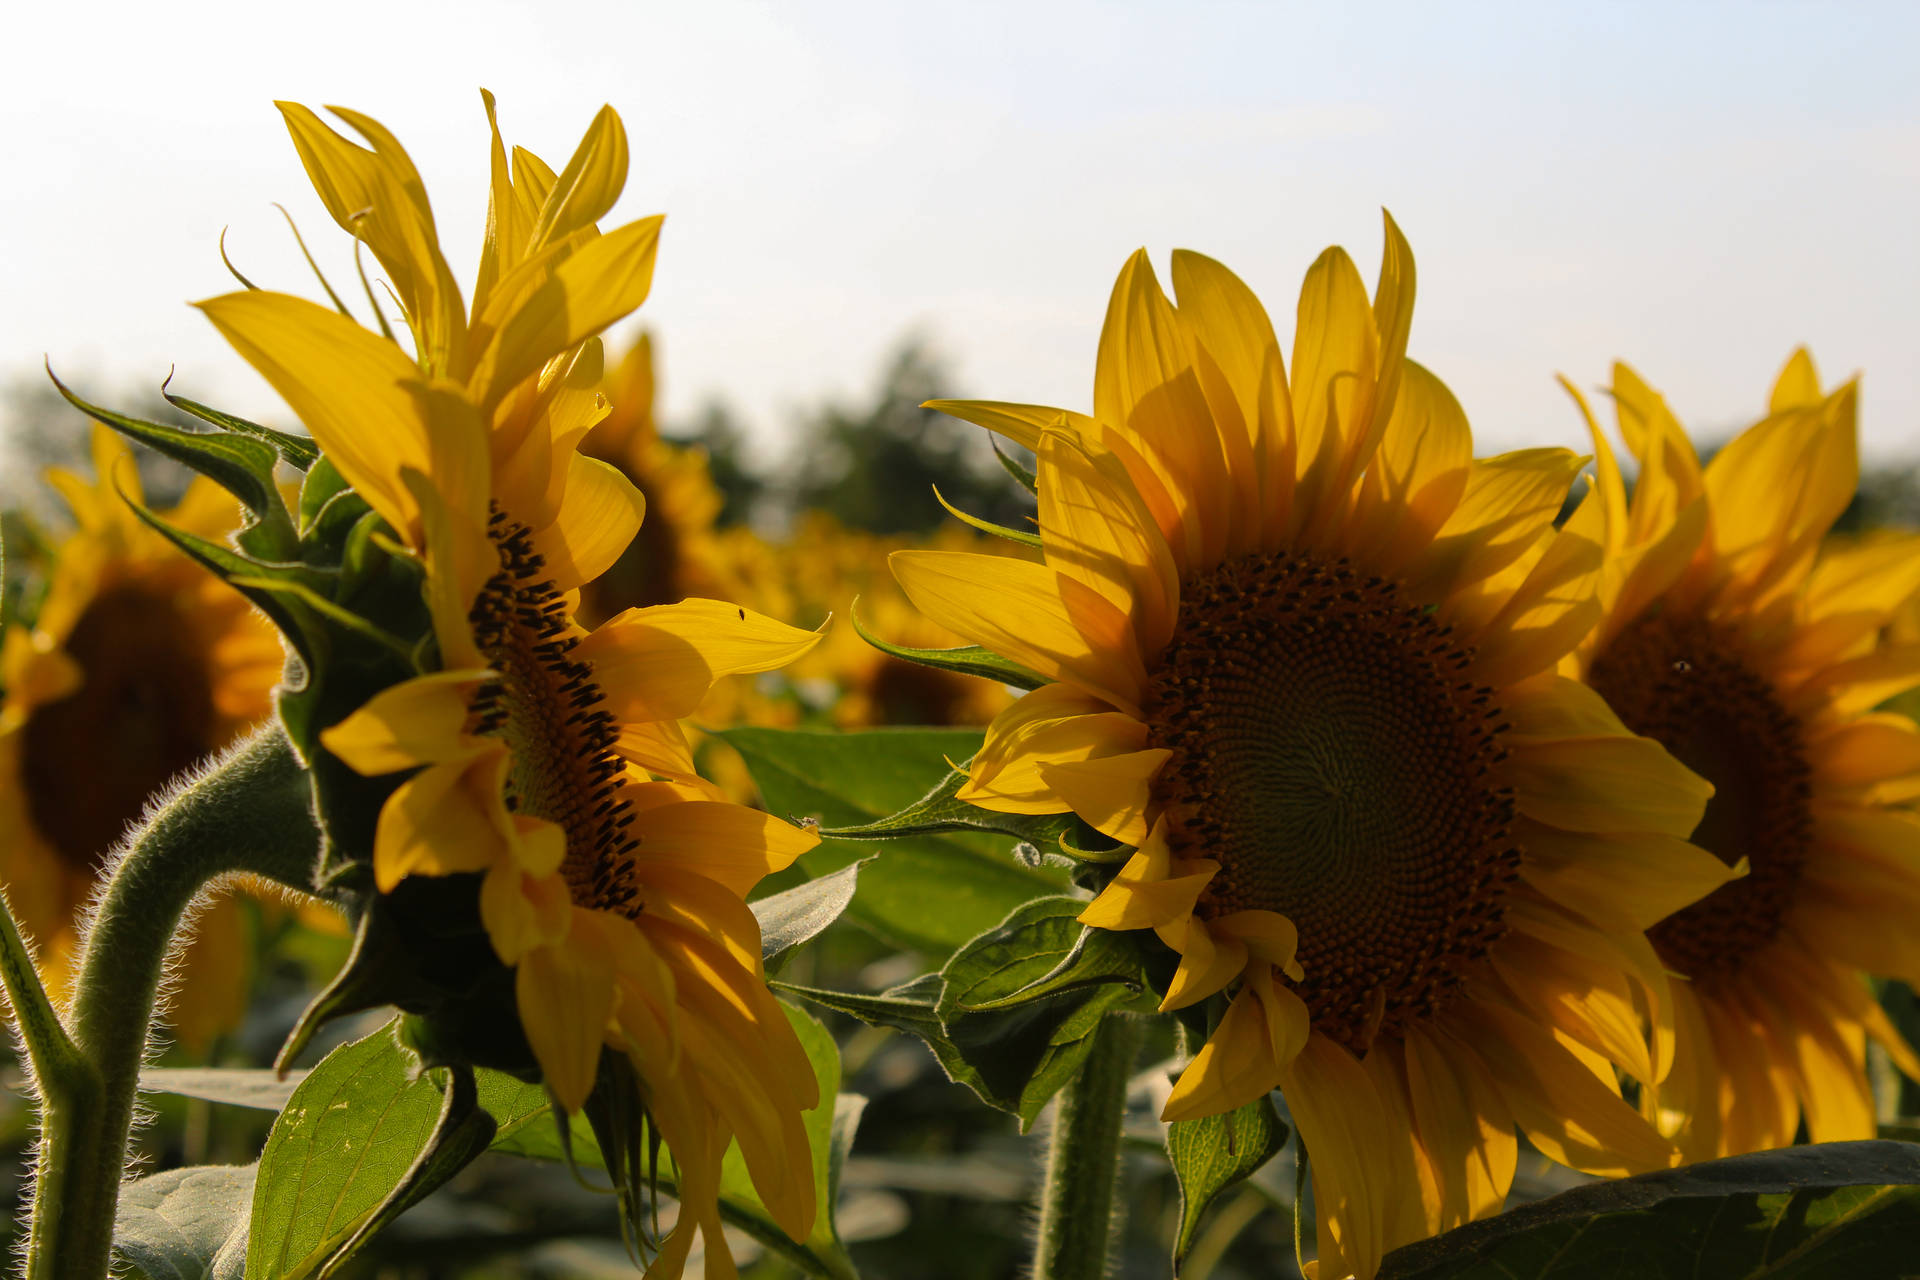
[
  {"x1": 1034, "y1": 1014, "x2": 1144, "y2": 1280},
  {"x1": 22, "y1": 724, "x2": 320, "y2": 1280}
]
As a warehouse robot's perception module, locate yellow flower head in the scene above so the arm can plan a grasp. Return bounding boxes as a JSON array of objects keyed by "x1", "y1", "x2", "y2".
[
  {"x1": 1564, "y1": 352, "x2": 1920, "y2": 1162},
  {"x1": 0, "y1": 426, "x2": 284, "y2": 1049},
  {"x1": 577, "y1": 331, "x2": 743, "y2": 622},
  {"x1": 199, "y1": 96, "x2": 827, "y2": 1272},
  {"x1": 896, "y1": 218, "x2": 1730, "y2": 1278}
]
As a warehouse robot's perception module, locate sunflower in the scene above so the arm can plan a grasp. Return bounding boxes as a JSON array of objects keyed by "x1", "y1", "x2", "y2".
[
  {"x1": 895, "y1": 218, "x2": 1735, "y2": 1278},
  {"x1": 786, "y1": 515, "x2": 1016, "y2": 728},
  {"x1": 199, "y1": 96, "x2": 827, "y2": 1273},
  {"x1": 578, "y1": 332, "x2": 743, "y2": 623},
  {"x1": 0, "y1": 425, "x2": 285, "y2": 1050},
  {"x1": 1561, "y1": 351, "x2": 1920, "y2": 1162}
]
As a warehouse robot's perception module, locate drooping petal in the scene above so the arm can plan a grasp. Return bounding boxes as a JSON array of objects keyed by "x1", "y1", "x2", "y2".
[
  {"x1": 319, "y1": 669, "x2": 493, "y2": 774},
  {"x1": 372, "y1": 753, "x2": 513, "y2": 890},
  {"x1": 963, "y1": 682, "x2": 1148, "y2": 813},
  {"x1": 1161, "y1": 974, "x2": 1293, "y2": 1122},
  {"x1": 516, "y1": 932, "x2": 617, "y2": 1113},
  {"x1": 529, "y1": 453, "x2": 646, "y2": 592}
]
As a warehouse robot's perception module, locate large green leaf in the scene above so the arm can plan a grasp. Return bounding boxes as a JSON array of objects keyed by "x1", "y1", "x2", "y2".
[
  {"x1": 245, "y1": 1020, "x2": 489, "y2": 1280},
  {"x1": 1378, "y1": 1140, "x2": 1920, "y2": 1279},
  {"x1": 754, "y1": 858, "x2": 868, "y2": 967},
  {"x1": 113, "y1": 1164, "x2": 253, "y2": 1280},
  {"x1": 936, "y1": 897, "x2": 1157, "y2": 1128},
  {"x1": 139, "y1": 1067, "x2": 305, "y2": 1112},
  {"x1": 720, "y1": 727, "x2": 1065, "y2": 953},
  {"x1": 783, "y1": 898, "x2": 1155, "y2": 1130},
  {"x1": 1167, "y1": 1096, "x2": 1289, "y2": 1271}
]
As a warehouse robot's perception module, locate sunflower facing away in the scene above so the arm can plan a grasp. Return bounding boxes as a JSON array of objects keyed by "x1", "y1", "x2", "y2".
[
  {"x1": 200, "y1": 96, "x2": 826, "y2": 1274},
  {"x1": 1562, "y1": 353, "x2": 1920, "y2": 1162},
  {"x1": 0, "y1": 426, "x2": 284, "y2": 1051},
  {"x1": 895, "y1": 218, "x2": 1738, "y2": 1278}
]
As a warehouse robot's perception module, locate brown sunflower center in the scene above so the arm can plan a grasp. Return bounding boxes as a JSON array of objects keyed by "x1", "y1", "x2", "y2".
[
  {"x1": 1587, "y1": 609, "x2": 1810, "y2": 986},
  {"x1": 22, "y1": 583, "x2": 222, "y2": 872},
  {"x1": 1147, "y1": 554, "x2": 1518, "y2": 1054},
  {"x1": 582, "y1": 474, "x2": 680, "y2": 625},
  {"x1": 467, "y1": 510, "x2": 642, "y2": 917},
  {"x1": 864, "y1": 659, "x2": 976, "y2": 726}
]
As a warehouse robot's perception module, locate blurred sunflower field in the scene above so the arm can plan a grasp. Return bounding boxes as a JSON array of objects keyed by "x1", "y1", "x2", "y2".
[{"x1": 3, "y1": 83, "x2": 1920, "y2": 1280}]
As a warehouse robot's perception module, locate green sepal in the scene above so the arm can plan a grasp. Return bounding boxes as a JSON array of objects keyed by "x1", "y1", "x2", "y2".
[
  {"x1": 991, "y1": 437, "x2": 1039, "y2": 495},
  {"x1": 784, "y1": 897, "x2": 1157, "y2": 1130},
  {"x1": 161, "y1": 381, "x2": 321, "y2": 469},
  {"x1": 818, "y1": 755, "x2": 1090, "y2": 853},
  {"x1": 1168, "y1": 1095, "x2": 1289, "y2": 1272},
  {"x1": 933, "y1": 483, "x2": 1042, "y2": 547},
  {"x1": 851, "y1": 603, "x2": 1047, "y2": 689},
  {"x1": 122, "y1": 500, "x2": 320, "y2": 663},
  {"x1": 277, "y1": 877, "x2": 538, "y2": 1084},
  {"x1": 298, "y1": 455, "x2": 353, "y2": 533},
  {"x1": 48, "y1": 370, "x2": 298, "y2": 560}
]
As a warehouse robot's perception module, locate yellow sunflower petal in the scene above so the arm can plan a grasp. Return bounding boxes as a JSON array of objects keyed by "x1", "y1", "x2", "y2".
[
  {"x1": 962, "y1": 683, "x2": 1147, "y2": 813},
  {"x1": 1770, "y1": 347, "x2": 1823, "y2": 412},
  {"x1": 373, "y1": 753, "x2": 512, "y2": 891},
  {"x1": 1417, "y1": 449, "x2": 1584, "y2": 602},
  {"x1": 1403, "y1": 1026, "x2": 1516, "y2": 1233},
  {"x1": 1505, "y1": 727, "x2": 1710, "y2": 838},
  {"x1": 1211, "y1": 910, "x2": 1304, "y2": 981},
  {"x1": 516, "y1": 934, "x2": 617, "y2": 1113},
  {"x1": 891, "y1": 550, "x2": 1147, "y2": 715},
  {"x1": 320, "y1": 669, "x2": 493, "y2": 774},
  {"x1": 1077, "y1": 818, "x2": 1219, "y2": 930},
  {"x1": 480, "y1": 862, "x2": 572, "y2": 964},
  {"x1": 626, "y1": 798, "x2": 818, "y2": 897},
  {"x1": 1037, "y1": 427, "x2": 1180, "y2": 657},
  {"x1": 1161, "y1": 975, "x2": 1293, "y2": 1123},
  {"x1": 1514, "y1": 817, "x2": 1741, "y2": 933},
  {"x1": 1277, "y1": 1033, "x2": 1418, "y2": 1280},
  {"x1": 1290, "y1": 246, "x2": 1381, "y2": 539},
  {"x1": 472, "y1": 214, "x2": 664, "y2": 412},
  {"x1": 583, "y1": 599, "x2": 825, "y2": 722},
  {"x1": 1156, "y1": 915, "x2": 1249, "y2": 1011},
  {"x1": 530, "y1": 454, "x2": 646, "y2": 592},
  {"x1": 1037, "y1": 748, "x2": 1170, "y2": 847},
  {"x1": 1350, "y1": 360, "x2": 1472, "y2": 574},
  {"x1": 196, "y1": 291, "x2": 429, "y2": 541},
  {"x1": 1457, "y1": 998, "x2": 1675, "y2": 1177}
]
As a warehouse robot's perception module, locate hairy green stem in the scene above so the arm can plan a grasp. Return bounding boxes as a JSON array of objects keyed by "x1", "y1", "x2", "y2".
[
  {"x1": 1034, "y1": 1015, "x2": 1144, "y2": 1280},
  {"x1": 24, "y1": 724, "x2": 320, "y2": 1280}
]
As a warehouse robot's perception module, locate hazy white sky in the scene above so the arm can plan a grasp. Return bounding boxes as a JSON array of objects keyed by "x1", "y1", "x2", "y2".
[{"x1": 5, "y1": 1, "x2": 1917, "y2": 464}]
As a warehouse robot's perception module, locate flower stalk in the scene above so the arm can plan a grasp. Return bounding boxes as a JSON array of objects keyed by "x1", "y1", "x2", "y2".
[
  {"x1": 22, "y1": 723, "x2": 321, "y2": 1280},
  {"x1": 1034, "y1": 1014, "x2": 1145, "y2": 1280}
]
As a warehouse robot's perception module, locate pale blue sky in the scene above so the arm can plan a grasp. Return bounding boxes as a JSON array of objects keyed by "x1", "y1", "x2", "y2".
[{"x1": 5, "y1": 1, "x2": 1916, "y2": 465}]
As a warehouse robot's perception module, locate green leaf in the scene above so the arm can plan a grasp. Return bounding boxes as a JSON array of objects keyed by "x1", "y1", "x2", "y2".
[
  {"x1": 1168, "y1": 1096, "x2": 1289, "y2": 1271},
  {"x1": 246, "y1": 1020, "x2": 488, "y2": 1280},
  {"x1": 48, "y1": 368, "x2": 298, "y2": 557},
  {"x1": 785, "y1": 902, "x2": 1157, "y2": 1130},
  {"x1": 936, "y1": 897, "x2": 1157, "y2": 1128},
  {"x1": 114, "y1": 1164, "x2": 253, "y2": 1280},
  {"x1": 163, "y1": 383, "x2": 321, "y2": 469},
  {"x1": 819, "y1": 757, "x2": 1084, "y2": 854},
  {"x1": 847, "y1": 609, "x2": 1048, "y2": 692},
  {"x1": 139, "y1": 1067, "x2": 306, "y2": 1112},
  {"x1": 754, "y1": 858, "x2": 868, "y2": 966},
  {"x1": 297, "y1": 456, "x2": 352, "y2": 535},
  {"x1": 1378, "y1": 1140, "x2": 1920, "y2": 1280},
  {"x1": 719, "y1": 727, "x2": 1065, "y2": 953}
]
